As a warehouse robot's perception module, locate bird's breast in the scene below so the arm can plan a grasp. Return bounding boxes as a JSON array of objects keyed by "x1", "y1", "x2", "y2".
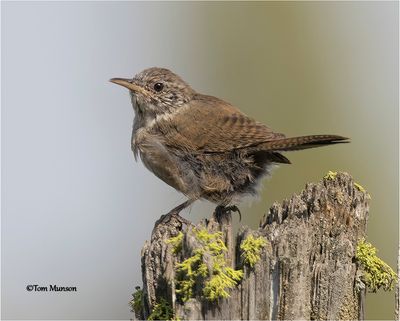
[{"x1": 132, "y1": 129, "x2": 195, "y2": 196}]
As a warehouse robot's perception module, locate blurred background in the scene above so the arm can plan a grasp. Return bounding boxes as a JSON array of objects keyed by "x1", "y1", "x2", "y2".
[{"x1": 2, "y1": 1, "x2": 398, "y2": 319}]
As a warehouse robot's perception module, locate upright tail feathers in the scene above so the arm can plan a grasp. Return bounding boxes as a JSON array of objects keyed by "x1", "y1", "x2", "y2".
[{"x1": 261, "y1": 135, "x2": 349, "y2": 151}]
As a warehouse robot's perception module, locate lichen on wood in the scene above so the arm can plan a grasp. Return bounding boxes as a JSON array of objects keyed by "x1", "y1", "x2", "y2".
[
  {"x1": 170, "y1": 227, "x2": 244, "y2": 303},
  {"x1": 135, "y1": 172, "x2": 373, "y2": 320},
  {"x1": 130, "y1": 286, "x2": 144, "y2": 319},
  {"x1": 240, "y1": 234, "x2": 267, "y2": 268},
  {"x1": 356, "y1": 239, "x2": 397, "y2": 292}
]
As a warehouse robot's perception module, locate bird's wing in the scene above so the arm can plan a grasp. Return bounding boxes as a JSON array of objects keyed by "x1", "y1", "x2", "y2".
[{"x1": 162, "y1": 94, "x2": 285, "y2": 153}]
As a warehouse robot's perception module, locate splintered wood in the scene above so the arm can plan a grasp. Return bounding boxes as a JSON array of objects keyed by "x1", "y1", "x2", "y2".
[{"x1": 137, "y1": 172, "x2": 369, "y2": 320}]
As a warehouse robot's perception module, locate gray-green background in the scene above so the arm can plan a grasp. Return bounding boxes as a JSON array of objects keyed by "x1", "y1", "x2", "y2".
[{"x1": 2, "y1": 1, "x2": 398, "y2": 319}]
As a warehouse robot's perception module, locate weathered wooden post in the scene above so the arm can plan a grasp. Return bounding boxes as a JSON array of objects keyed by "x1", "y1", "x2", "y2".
[
  {"x1": 132, "y1": 172, "x2": 395, "y2": 320},
  {"x1": 396, "y1": 243, "x2": 400, "y2": 321}
]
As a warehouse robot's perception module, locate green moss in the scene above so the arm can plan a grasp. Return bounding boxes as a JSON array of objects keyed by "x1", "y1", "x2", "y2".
[
  {"x1": 356, "y1": 239, "x2": 397, "y2": 292},
  {"x1": 129, "y1": 286, "x2": 143, "y2": 316},
  {"x1": 324, "y1": 171, "x2": 338, "y2": 180},
  {"x1": 174, "y1": 228, "x2": 243, "y2": 302},
  {"x1": 148, "y1": 298, "x2": 174, "y2": 321},
  {"x1": 166, "y1": 232, "x2": 184, "y2": 254},
  {"x1": 240, "y1": 234, "x2": 267, "y2": 268}
]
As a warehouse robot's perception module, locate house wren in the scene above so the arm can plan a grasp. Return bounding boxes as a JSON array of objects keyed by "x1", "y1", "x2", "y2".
[{"x1": 110, "y1": 67, "x2": 348, "y2": 223}]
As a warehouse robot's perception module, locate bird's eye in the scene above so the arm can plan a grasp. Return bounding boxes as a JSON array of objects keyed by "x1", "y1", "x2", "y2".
[{"x1": 153, "y1": 82, "x2": 164, "y2": 92}]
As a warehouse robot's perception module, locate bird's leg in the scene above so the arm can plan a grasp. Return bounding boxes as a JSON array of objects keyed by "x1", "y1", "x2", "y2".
[
  {"x1": 157, "y1": 199, "x2": 194, "y2": 226},
  {"x1": 215, "y1": 205, "x2": 242, "y2": 221}
]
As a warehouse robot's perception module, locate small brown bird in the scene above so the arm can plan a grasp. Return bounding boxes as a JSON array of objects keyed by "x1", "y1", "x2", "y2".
[{"x1": 110, "y1": 67, "x2": 348, "y2": 223}]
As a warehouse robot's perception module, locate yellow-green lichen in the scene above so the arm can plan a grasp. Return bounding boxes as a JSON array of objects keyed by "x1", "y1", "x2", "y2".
[
  {"x1": 147, "y1": 298, "x2": 174, "y2": 321},
  {"x1": 354, "y1": 182, "x2": 371, "y2": 199},
  {"x1": 129, "y1": 286, "x2": 143, "y2": 316},
  {"x1": 203, "y1": 265, "x2": 243, "y2": 301},
  {"x1": 356, "y1": 239, "x2": 397, "y2": 292},
  {"x1": 324, "y1": 171, "x2": 338, "y2": 180},
  {"x1": 323, "y1": 171, "x2": 371, "y2": 199},
  {"x1": 240, "y1": 234, "x2": 267, "y2": 268},
  {"x1": 353, "y1": 182, "x2": 366, "y2": 193},
  {"x1": 175, "y1": 249, "x2": 207, "y2": 302},
  {"x1": 174, "y1": 228, "x2": 243, "y2": 302},
  {"x1": 166, "y1": 232, "x2": 184, "y2": 254}
]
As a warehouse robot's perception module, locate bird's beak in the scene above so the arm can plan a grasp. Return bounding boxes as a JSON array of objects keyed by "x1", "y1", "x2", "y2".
[{"x1": 109, "y1": 78, "x2": 145, "y2": 94}]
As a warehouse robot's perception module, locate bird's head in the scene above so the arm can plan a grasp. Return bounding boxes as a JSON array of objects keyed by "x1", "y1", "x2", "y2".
[{"x1": 110, "y1": 67, "x2": 195, "y2": 119}]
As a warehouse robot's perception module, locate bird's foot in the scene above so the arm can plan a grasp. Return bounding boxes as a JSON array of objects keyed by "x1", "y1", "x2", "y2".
[
  {"x1": 215, "y1": 205, "x2": 242, "y2": 221},
  {"x1": 155, "y1": 200, "x2": 194, "y2": 227},
  {"x1": 157, "y1": 211, "x2": 192, "y2": 227}
]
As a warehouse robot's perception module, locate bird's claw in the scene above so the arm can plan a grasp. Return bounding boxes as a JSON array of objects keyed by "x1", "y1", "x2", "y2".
[
  {"x1": 226, "y1": 205, "x2": 242, "y2": 221},
  {"x1": 215, "y1": 205, "x2": 242, "y2": 221},
  {"x1": 157, "y1": 211, "x2": 192, "y2": 226}
]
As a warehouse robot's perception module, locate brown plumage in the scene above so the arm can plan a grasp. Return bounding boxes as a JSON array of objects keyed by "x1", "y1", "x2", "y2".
[{"x1": 110, "y1": 67, "x2": 348, "y2": 221}]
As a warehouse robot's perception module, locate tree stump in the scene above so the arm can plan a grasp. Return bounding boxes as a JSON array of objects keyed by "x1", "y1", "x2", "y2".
[
  {"x1": 136, "y1": 172, "x2": 369, "y2": 320},
  {"x1": 396, "y1": 243, "x2": 400, "y2": 321}
]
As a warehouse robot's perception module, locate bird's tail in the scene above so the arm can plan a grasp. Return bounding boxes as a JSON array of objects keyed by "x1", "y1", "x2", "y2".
[{"x1": 261, "y1": 135, "x2": 349, "y2": 151}]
